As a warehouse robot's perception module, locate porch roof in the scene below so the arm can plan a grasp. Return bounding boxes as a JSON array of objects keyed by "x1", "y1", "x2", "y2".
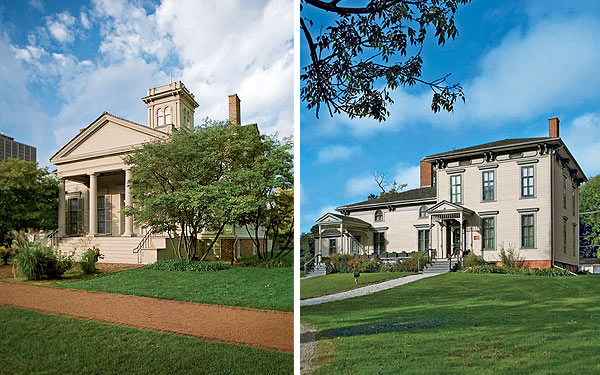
[
  {"x1": 427, "y1": 200, "x2": 475, "y2": 217},
  {"x1": 316, "y1": 212, "x2": 373, "y2": 228}
]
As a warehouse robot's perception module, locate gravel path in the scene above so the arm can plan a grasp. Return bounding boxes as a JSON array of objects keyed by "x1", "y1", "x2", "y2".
[
  {"x1": 0, "y1": 282, "x2": 293, "y2": 353},
  {"x1": 300, "y1": 323, "x2": 318, "y2": 374},
  {"x1": 300, "y1": 272, "x2": 442, "y2": 306}
]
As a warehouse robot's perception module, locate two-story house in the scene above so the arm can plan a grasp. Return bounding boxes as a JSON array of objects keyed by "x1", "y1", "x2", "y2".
[{"x1": 315, "y1": 118, "x2": 586, "y2": 271}]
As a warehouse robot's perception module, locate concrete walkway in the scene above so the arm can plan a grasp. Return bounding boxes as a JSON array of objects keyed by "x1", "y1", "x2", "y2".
[{"x1": 300, "y1": 272, "x2": 442, "y2": 306}]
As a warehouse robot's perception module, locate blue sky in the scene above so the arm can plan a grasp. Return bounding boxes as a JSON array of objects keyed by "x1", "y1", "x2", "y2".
[
  {"x1": 300, "y1": 0, "x2": 600, "y2": 232},
  {"x1": 0, "y1": 0, "x2": 293, "y2": 168}
]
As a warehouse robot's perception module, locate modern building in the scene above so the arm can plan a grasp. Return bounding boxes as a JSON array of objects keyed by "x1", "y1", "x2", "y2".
[
  {"x1": 0, "y1": 133, "x2": 36, "y2": 162},
  {"x1": 50, "y1": 81, "x2": 267, "y2": 264},
  {"x1": 315, "y1": 118, "x2": 586, "y2": 272}
]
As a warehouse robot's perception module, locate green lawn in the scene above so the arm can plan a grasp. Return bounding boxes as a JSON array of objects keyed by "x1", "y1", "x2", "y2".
[
  {"x1": 0, "y1": 305, "x2": 292, "y2": 375},
  {"x1": 57, "y1": 266, "x2": 292, "y2": 312},
  {"x1": 301, "y1": 272, "x2": 411, "y2": 299},
  {"x1": 302, "y1": 273, "x2": 600, "y2": 374}
]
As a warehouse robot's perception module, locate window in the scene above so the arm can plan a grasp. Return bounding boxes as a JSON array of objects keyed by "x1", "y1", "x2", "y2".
[
  {"x1": 419, "y1": 206, "x2": 428, "y2": 219},
  {"x1": 165, "y1": 107, "x2": 172, "y2": 124},
  {"x1": 373, "y1": 232, "x2": 385, "y2": 254},
  {"x1": 418, "y1": 229, "x2": 430, "y2": 252},
  {"x1": 521, "y1": 166, "x2": 534, "y2": 197},
  {"x1": 563, "y1": 219, "x2": 567, "y2": 254},
  {"x1": 450, "y1": 174, "x2": 462, "y2": 203},
  {"x1": 68, "y1": 198, "x2": 79, "y2": 235},
  {"x1": 482, "y1": 217, "x2": 495, "y2": 250},
  {"x1": 350, "y1": 236, "x2": 361, "y2": 255},
  {"x1": 374, "y1": 209, "x2": 383, "y2": 222},
  {"x1": 521, "y1": 214, "x2": 535, "y2": 248},
  {"x1": 329, "y1": 238, "x2": 337, "y2": 254},
  {"x1": 572, "y1": 225, "x2": 577, "y2": 256},
  {"x1": 572, "y1": 188, "x2": 576, "y2": 215},
  {"x1": 157, "y1": 108, "x2": 164, "y2": 126},
  {"x1": 563, "y1": 176, "x2": 567, "y2": 209},
  {"x1": 97, "y1": 196, "x2": 111, "y2": 234},
  {"x1": 482, "y1": 170, "x2": 495, "y2": 201}
]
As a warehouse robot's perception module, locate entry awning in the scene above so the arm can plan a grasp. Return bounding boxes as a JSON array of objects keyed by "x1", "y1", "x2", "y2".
[{"x1": 427, "y1": 200, "x2": 475, "y2": 219}]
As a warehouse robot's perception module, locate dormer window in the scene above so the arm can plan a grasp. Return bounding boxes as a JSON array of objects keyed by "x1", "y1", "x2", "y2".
[
  {"x1": 419, "y1": 206, "x2": 428, "y2": 218},
  {"x1": 374, "y1": 209, "x2": 383, "y2": 222},
  {"x1": 165, "y1": 107, "x2": 172, "y2": 124},
  {"x1": 157, "y1": 108, "x2": 164, "y2": 126}
]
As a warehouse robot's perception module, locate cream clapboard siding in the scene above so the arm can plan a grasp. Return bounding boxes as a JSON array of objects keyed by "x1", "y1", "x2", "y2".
[
  {"x1": 552, "y1": 156, "x2": 579, "y2": 266},
  {"x1": 348, "y1": 202, "x2": 437, "y2": 254},
  {"x1": 437, "y1": 154, "x2": 552, "y2": 262}
]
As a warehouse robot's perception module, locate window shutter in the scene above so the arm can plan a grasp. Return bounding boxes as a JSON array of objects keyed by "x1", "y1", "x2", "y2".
[
  {"x1": 65, "y1": 199, "x2": 70, "y2": 236},
  {"x1": 105, "y1": 195, "x2": 112, "y2": 234},
  {"x1": 77, "y1": 197, "x2": 84, "y2": 235}
]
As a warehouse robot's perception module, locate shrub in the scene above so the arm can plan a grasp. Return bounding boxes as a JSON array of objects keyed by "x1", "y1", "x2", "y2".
[
  {"x1": 0, "y1": 246, "x2": 14, "y2": 264},
  {"x1": 144, "y1": 259, "x2": 231, "y2": 272},
  {"x1": 250, "y1": 257, "x2": 292, "y2": 268},
  {"x1": 79, "y1": 247, "x2": 103, "y2": 274},
  {"x1": 464, "y1": 264, "x2": 506, "y2": 274},
  {"x1": 13, "y1": 242, "x2": 73, "y2": 280},
  {"x1": 329, "y1": 254, "x2": 381, "y2": 273},
  {"x1": 498, "y1": 243, "x2": 524, "y2": 269},
  {"x1": 463, "y1": 252, "x2": 487, "y2": 268},
  {"x1": 384, "y1": 253, "x2": 429, "y2": 272}
]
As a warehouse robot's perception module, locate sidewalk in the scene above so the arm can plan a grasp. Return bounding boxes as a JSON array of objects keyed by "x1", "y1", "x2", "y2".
[
  {"x1": 0, "y1": 282, "x2": 293, "y2": 353},
  {"x1": 300, "y1": 272, "x2": 441, "y2": 306}
]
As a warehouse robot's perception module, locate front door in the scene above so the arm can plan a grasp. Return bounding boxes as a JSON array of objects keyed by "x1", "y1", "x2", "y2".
[{"x1": 97, "y1": 195, "x2": 112, "y2": 235}]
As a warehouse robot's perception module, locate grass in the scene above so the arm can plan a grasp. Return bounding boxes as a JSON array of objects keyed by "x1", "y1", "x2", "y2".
[
  {"x1": 301, "y1": 272, "x2": 411, "y2": 299},
  {"x1": 302, "y1": 273, "x2": 600, "y2": 374},
  {"x1": 56, "y1": 266, "x2": 292, "y2": 312},
  {"x1": 0, "y1": 305, "x2": 292, "y2": 375}
]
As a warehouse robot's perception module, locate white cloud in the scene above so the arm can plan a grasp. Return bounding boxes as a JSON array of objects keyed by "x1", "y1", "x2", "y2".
[
  {"x1": 29, "y1": 0, "x2": 44, "y2": 12},
  {"x1": 345, "y1": 174, "x2": 378, "y2": 197},
  {"x1": 45, "y1": 11, "x2": 77, "y2": 43},
  {"x1": 322, "y1": 16, "x2": 600, "y2": 137},
  {"x1": 317, "y1": 144, "x2": 361, "y2": 163},
  {"x1": 562, "y1": 114, "x2": 600, "y2": 178},
  {"x1": 392, "y1": 165, "x2": 421, "y2": 191}
]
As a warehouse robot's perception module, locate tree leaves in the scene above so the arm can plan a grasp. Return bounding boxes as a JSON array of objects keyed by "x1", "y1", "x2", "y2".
[{"x1": 301, "y1": 0, "x2": 470, "y2": 121}]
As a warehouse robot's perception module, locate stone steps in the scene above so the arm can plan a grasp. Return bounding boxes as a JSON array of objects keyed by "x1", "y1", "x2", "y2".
[{"x1": 423, "y1": 259, "x2": 457, "y2": 274}]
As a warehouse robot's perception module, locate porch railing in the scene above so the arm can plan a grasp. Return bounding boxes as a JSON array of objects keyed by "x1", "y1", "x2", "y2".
[
  {"x1": 44, "y1": 229, "x2": 60, "y2": 248},
  {"x1": 303, "y1": 256, "x2": 316, "y2": 273},
  {"x1": 133, "y1": 227, "x2": 154, "y2": 264},
  {"x1": 449, "y1": 246, "x2": 461, "y2": 272},
  {"x1": 416, "y1": 248, "x2": 431, "y2": 273}
]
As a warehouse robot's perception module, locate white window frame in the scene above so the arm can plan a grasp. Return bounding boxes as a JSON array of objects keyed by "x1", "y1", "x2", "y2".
[
  {"x1": 520, "y1": 213, "x2": 536, "y2": 249},
  {"x1": 520, "y1": 165, "x2": 535, "y2": 198},
  {"x1": 329, "y1": 238, "x2": 337, "y2": 254},
  {"x1": 373, "y1": 232, "x2": 385, "y2": 254},
  {"x1": 481, "y1": 216, "x2": 496, "y2": 250},
  {"x1": 482, "y1": 170, "x2": 495, "y2": 202},
  {"x1": 157, "y1": 108, "x2": 164, "y2": 126},
  {"x1": 418, "y1": 205, "x2": 428, "y2": 219},
  {"x1": 450, "y1": 174, "x2": 462, "y2": 204},
  {"x1": 374, "y1": 209, "x2": 384, "y2": 222},
  {"x1": 417, "y1": 229, "x2": 430, "y2": 252}
]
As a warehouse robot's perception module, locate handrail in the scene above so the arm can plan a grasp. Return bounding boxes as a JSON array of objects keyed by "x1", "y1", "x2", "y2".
[
  {"x1": 416, "y1": 248, "x2": 430, "y2": 273},
  {"x1": 449, "y1": 246, "x2": 461, "y2": 272},
  {"x1": 44, "y1": 229, "x2": 59, "y2": 248},
  {"x1": 304, "y1": 255, "x2": 316, "y2": 273},
  {"x1": 133, "y1": 228, "x2": 154, "y2": 264}
]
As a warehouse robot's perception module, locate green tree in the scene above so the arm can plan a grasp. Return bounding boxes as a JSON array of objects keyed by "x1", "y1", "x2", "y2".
[
  {"x1": 579, "y1": 174, "x2": 600, "y2": 257},
  {"x1": 301, "y1": 0, "x2": 470, "y2": 121},
  {"x1": 0, "y1": 159, "x2": 58, "y2": 245},
  {"x1": 123, "y1": 120, "x2": 260, "y2": 260},
  {"x1": 236, "y1": 135, "x2": 294, "y2": 260}
]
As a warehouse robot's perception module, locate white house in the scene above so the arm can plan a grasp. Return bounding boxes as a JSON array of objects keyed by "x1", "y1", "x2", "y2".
[
  {"x1": 50, "y1": 81, "x2": 267, "y2": 264},
  {"x1": 315, "y1": 118, "x2": 586, "y2": 272}
]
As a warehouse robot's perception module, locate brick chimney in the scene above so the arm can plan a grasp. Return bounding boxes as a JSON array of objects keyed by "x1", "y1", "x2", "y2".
[
  {"x1": 549, "y1": 117, "x2": 559, "y2": 138},
  {"x1": 228, "y1": 94, "x2": 241, "y2": 125},
  {"x1": 420, "y1": 160, "x2": 434, "y2": 187}
]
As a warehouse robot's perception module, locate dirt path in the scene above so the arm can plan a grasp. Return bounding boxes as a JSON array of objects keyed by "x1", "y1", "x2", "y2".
[{"x1": 0, "y1": 282, "x2": 293, "y2": 353}]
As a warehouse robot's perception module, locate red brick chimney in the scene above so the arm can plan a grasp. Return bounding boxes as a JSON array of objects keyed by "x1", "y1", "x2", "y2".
[
  {"x1": 228, "y1": 94, "x2": 241, "y2": 125},
  {"x1": 549, "y1": 117, "x2": 559, "y2": 138},
  {"x1": 420, "y1": 160, "x2": 433, "y2": 187}
]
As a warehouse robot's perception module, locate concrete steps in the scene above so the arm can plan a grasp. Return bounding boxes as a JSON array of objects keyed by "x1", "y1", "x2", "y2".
[
  {"x1": 304, "y1": 263, "x2": 327, "y2": 278},
  {"x1": 57, "y1": 236, "x2": 162, "y2": 264},
  {"x1": 423, "y1": 259, "x2": 457, "y2": 274}
]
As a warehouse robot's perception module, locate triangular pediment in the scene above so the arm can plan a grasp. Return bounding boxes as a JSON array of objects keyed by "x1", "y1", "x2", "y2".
[
  {"x1": 427, "y1": 200, "x2": 474, "y2": 215},
  {"x1": 51, "y1": 113, "x2": 169, "y2": 164},
  {"x1": 316, "y1": 212, "x2": 343, "y2": 224}
]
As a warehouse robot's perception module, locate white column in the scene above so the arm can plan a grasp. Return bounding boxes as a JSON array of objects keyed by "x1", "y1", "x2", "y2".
[
  {"x1": 123, "y1": 168, "x2": 134, "y2": 236},
  {"x1": 58, "y1": 178, "x2": 66, "y2": 236},
  {"x1": 88, "y1": 173, "x2": 97, "y2": 236}
]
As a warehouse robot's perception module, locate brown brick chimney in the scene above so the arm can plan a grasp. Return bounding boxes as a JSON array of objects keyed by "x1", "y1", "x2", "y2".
[
  {"x1": 549, "y1": 117, "x2": 559, "y2": 138},
  {"x1": 228, "y1": 94, "x2": 241, "y2": 125},
  {"x1": 420, "y1": 160, "x2": 433, "y2": 187}
]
